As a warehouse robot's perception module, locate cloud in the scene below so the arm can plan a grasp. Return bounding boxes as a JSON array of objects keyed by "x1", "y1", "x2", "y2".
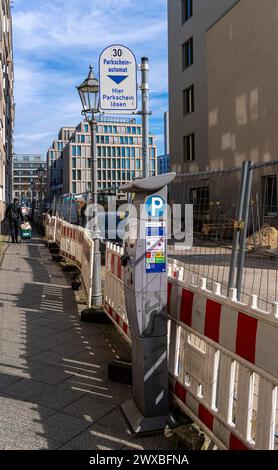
[{"x1": 13, "y1": 0, "x2": 168, "y2": 155}]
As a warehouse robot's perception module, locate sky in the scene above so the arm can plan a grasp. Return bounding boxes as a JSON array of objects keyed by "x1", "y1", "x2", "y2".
[{"x1": 12, "y1": 0, "x2": 168, "y2": 157}]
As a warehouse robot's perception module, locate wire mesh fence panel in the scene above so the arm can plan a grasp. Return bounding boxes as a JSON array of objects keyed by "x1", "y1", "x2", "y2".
[
  {"x1": 169, "y1": 167, "x2": 242, "y2": 293},
  {"x1": 169, "y1": 162, "x2": 278, "y2": 312},
  {"x1": 241, "y1": 162, "x2": 278, "y2": 311}
]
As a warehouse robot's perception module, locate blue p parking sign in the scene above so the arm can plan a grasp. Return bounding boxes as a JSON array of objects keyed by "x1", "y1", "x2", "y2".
[{"x1": 146, "y1": 196, "x2": 166, "y2": 218}]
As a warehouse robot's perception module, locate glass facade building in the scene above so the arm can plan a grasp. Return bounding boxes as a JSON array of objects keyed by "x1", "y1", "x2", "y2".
[
  {"x1": 47, "y1": 127, "x2": 75, "y2": 199},
  {"x1": 48, "y1": 118, "x2": 158, "y2": 201},
  {"x1": 13, "y1": 155, "x2": 47, "y2": 207}
]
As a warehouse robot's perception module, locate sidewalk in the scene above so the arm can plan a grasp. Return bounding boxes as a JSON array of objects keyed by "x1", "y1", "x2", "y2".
[{"x1": 0, "y1": 235, "x2": 172, "y2": 450}]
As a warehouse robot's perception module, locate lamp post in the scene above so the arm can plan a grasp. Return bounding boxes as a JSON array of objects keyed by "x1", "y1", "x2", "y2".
[
  {"x1": 37, "y1": 165, "x2": 46, "y2": 213},
  {"x1": 30, "y1": 180, "x2": 36, "y2": 223},
  {"x1": 30, "y1": 179, "x2": 35, "y2": 207},
  {"x1": 77, "y1": 66, "x2": 103, "y2": 311}
]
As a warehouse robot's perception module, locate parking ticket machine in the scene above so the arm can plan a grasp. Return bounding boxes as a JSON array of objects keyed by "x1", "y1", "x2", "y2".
[{"x1": 120, "y1": 173, "x2": 176, "y2": 433}]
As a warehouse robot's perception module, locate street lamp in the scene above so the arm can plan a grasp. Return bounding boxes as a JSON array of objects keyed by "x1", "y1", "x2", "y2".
[
  {"x1": 30, "y1": 179, "x2": 35, "y2": 206},
  {"x1": 77, "y1": 65, "x2": 103, "y2": 310},
  {"x1": 37, "y1": 165, "x2": 46, "y2": 212}
]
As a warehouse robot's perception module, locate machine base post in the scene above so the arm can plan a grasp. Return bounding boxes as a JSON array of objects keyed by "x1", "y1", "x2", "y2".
[{"x1": 121, "y1": 398, "x2": 170, "y2": 434}]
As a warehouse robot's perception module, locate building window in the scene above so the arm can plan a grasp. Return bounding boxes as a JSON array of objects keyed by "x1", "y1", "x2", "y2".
[
  {"x1": 263, "y1": 175, "x2": 277, "y2": 216},
  {"x1": 84, "y1": 124, "x2": 89, "y2": 133},
  {"x1": 182, "y1": 0, "x2": 193, "y2": 24},
  {"x1": 182, "y1": 38, "x2": 193, "y2": 69},
  {"x1": 183, "y1": 133, "x2": 195, "y2": 162},
  {"x1": 190, "y1": 186, "x2": 210, "y2": 215},
  {"x1": 183, "y1": 84, "x2": 194, "y2": 115}
]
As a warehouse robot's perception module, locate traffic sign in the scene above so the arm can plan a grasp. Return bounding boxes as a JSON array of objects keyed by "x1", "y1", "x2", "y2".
[
  {"x1": 99, "y1": 45, "x2": 138, "y2": 114},
  {"x1": 146, "y1": 195, "x2": 166, "y2": 218}
]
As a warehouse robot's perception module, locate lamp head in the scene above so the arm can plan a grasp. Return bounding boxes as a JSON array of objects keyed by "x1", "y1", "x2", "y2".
[{"x1": 77, "y1": 65, "x2": 99, "y2": 115}]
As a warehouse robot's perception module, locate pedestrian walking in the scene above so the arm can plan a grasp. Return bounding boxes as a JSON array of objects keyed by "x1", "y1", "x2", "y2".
[{"x1": 5, "y1": 198, "x2": 23, "y2": 243}]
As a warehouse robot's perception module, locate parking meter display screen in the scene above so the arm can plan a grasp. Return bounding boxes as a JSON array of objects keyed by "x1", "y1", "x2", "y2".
[{"x1": 146, "y1": 222, "x2": 166, "y2": 273}]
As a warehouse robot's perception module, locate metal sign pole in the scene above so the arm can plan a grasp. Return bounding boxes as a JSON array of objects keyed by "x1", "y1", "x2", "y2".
[
  {"x1": 236, "y1": 161, "x2": 254, "y2": 300},
  {"x1": 90, "y1": 114, "x2": 102, "y2": 307},
  {"x1": 141, "y1": 57, "x2": 150, "y2": 179}
]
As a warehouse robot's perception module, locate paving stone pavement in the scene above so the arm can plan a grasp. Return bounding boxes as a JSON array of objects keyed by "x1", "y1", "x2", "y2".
[{"x1": 0, "y1": 236, "x2": 172, "y2": 450}]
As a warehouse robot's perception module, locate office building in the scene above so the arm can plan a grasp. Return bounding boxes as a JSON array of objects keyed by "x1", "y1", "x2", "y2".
[
  {"x1": 167, "y1": 0, "x2": 278, "y2": 172},
  {"x1": 13, "y1": 155, "x2": 47, "y2": 207},
  {"x1": 0, "y1": 0, "x2": 14, "y2": 222},
  {"x1": 168, "y1": 0, "x2": 278, "y2": 223},
  {"x1": 158, "y1": 154, "x2": 170, "y2": 175},
  {"x1": 47, "y1": 127, "x2": 75, "y2": 200},
  {"x1": 48, "y1": 118, "x2": 158, "y2": 200}
]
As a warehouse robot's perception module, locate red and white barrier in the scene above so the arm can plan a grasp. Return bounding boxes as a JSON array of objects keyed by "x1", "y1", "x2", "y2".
[
  {"x1": 167, "y1": 272, "x2": 278, "y2": 451},
  {"x1": 55, "y1": 218, "x2": 63, "y2": 246},
  {"x1": 44, "y1": 216, "x2": 94, "y2": 308},
  {"x1": 43, "y1": 220, "x2": 278, "y2": 451},
  {"x1": 48, "y1": 217, "x2": 57, "y2": 243},
  {"x1": 81, "y1": 229, "x2": 94, "y2": 308},
  {"x1": 104, "y1": 243, "x2": 130, "y2": 343},
  {"x1": 103, "y1": 243, "x2": 278, "y2": 451}
]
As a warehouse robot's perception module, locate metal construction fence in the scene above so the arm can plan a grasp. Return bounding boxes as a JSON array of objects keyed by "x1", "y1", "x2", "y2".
[
  {"x1": 104, "y1": 243, "x2": 278, "y2": 451},
  {"x1": 43, "y1": 213, "x2": 278, "y2": 450},
  {"x1": 169, "y1": 161, "x2": 278, "y2": 313}
]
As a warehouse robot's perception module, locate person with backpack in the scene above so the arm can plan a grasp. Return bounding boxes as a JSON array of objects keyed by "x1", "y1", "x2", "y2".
[{"x1": 5, "y1": 198, "x2": 23, "y2": 243}]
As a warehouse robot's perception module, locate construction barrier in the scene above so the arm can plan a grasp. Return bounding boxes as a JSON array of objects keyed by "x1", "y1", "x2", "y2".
[
  {"x1": 43, "y1": 217, "x2": 278, "y2": 450},
  {"x1": 42, "y1": 214, "x2": 51, "y2": 240},
  {"x1": 44, "y1": 216, "x2": 94, "y2": 308},
  {"x1": 104, "y1": 243, "x2": 278, "y2": 451},
  {"x1": 104, "y1": 243, "x2": 131, "y2": 343}
]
